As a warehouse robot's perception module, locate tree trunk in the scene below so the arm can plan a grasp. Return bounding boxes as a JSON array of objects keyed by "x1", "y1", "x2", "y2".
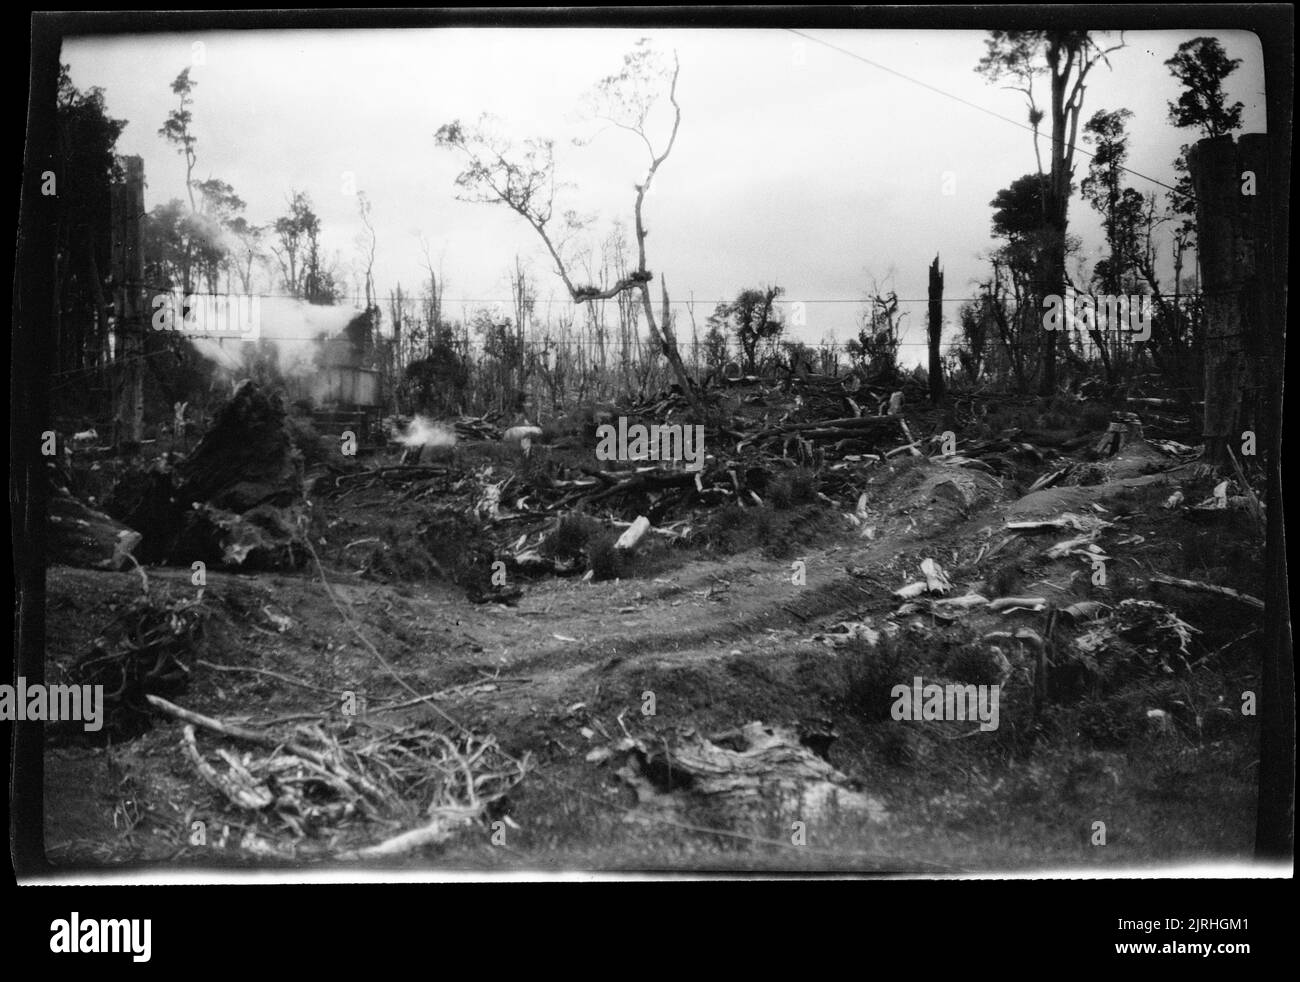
[
  {"x1": 1240, "y1": 132, "x2": 1293, "y2": 861},
  {"x1": 1188, "y1": 136, "x2": 1248, "y2": 469},
  {"x1": 1039, "y1": 50, "x2": 1069, "y2": 396},
  {"x1": 111, "y1": 156, "x2": 146, "y2": 447},
  {"x1": 927, "y1": 254, "x2": 945, "y2": 406},
  {"x1": 13, "y1": 23, "x2": 59, "y2": 874},
  {"x1": 633, "y1": 180, "x2": 698, "y2": 412},
  {"x1": 85, "y1": 245, "x2": 111, "y2": 369}
]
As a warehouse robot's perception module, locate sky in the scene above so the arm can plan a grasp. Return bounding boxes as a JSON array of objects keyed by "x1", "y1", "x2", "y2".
[{"x1": 62, "y1": 27, "x2": 1267, "y2": 362}]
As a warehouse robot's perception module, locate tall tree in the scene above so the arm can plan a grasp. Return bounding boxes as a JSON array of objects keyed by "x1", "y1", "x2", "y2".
[
  {"x1": 1166, "y1": 38, "x2": 1245, "y2": 249},
  {"x1": 158, "y1": 68, "x2": 198, "y2": 212},
  {"x1": 1081, "y1": 108, "x2": 1135, "y2": 293},
  {"x1": 54, "y1": 64, "x2": 126, "y2": 375},
  {"x1": 192, "y1": 177, "x2": 245, "y2": 293},
  {"x1": 1166, "y1": 37, "x2": 1245, "y2": 137},
  {"x1": 987, "y1": 174, "x2": 1060, "y2": 390},
  {"x1": 977, "y1": 31, "x2": 1125, "y2": 394},
  {"x1": 270, "y1": 190, "x2": 333, "y2": 301},
  {"x1": 1175, "y1": 39, "x2": 1252, "y2": 469}
]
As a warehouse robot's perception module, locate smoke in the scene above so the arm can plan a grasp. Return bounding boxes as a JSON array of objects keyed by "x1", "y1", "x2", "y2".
[
  {"x1": 187, "y1": 297, "x2": 359, "y2": 378},
  {"x1": 186, "y1": 210, "x2": 231, "y2": 257},
  {"x1": 395, "y1": 416, "x2": 457, "y2": 449}
]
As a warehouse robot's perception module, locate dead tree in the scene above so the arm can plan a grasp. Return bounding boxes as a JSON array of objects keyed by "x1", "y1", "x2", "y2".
[
  {"x1": 1191, "y1": 131, "x2": 1294, "y2": 859},
  {"x1": 1242, "y1": 134, "x2": 1291, "y2": 861},
  {"x1": 435, "y1": 42, "x2": 700, "y2": 413},
  {"x1": 110, "y1": 155, "x2": 146, "y2": 447},
  {"x1": 1188, "y1": 136, "x2": 1256, "y2": 469},
  {"x1": 927, "y1": 254, "x2": 945, "y2": 405}
]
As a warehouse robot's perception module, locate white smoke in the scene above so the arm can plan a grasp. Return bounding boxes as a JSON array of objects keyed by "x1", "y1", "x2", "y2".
[
  {"x1": 187, "y1": 297, "x2": 359, "y2": 377},
  {"x1": 396, "y1": 415, "x2": 457, "y2": 449}
]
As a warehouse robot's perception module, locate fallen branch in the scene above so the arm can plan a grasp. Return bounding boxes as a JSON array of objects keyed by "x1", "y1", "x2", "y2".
[
  {"x1": 1226, "y1": 445, "x2": 1266, "y2": 531},
  {"x1": 181, "y1": 725, "x2": 274, "y2": 810},
  {"x1": 337, "y1": 805, "x2": 482, "y2": 859},
  {"x1": 147, "y1": 694, "x2": 390, "y2": 805},
  {"x1": 195, "y1": 659, "x2": 349, "y2": 697},
  {"x1": 1150, "y1": 575, "x2": 1264, "y2": 610}
]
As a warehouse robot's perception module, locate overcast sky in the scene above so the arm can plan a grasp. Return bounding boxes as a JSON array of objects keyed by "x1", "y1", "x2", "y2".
[{"x1": 62, "y1": 27, "x2": 1266, "y2": 360}]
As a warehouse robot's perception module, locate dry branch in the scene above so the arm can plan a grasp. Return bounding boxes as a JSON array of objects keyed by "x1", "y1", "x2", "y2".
[{"x1": 1150, "y1": 575, "x2": 1264, "y2": 610}]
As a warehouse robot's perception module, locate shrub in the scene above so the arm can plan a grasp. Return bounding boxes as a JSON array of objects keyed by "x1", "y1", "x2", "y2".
[
  {"x1": 586, "y1": 533, "x2": 624, "y2": 581},
  {"x1": 944, "y1": 644, "x2": 1005, "y2": 686},
  {"x1": 540, "y1": 513, "x2": 601, "y2": 560},
  {"x1": 843, "y1": 635, "x2": 924, "y2": 723}
]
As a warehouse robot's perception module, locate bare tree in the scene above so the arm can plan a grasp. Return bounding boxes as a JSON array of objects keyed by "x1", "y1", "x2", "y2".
[
  {"x1": 357, "y1": 191, "x2": 378, "y2": 313},
  {"x1": 435, "y1": 39, "x2": 700, "y2": 410}
]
